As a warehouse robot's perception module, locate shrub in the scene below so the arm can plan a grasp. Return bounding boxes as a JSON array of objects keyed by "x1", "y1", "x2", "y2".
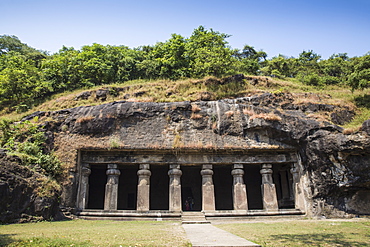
[
  {"x1": 0, "y1": 119, "x2": 62, "y2": 178},
  {"x1": 300, "y1": 73, "x2": 323, "y2": 86}
]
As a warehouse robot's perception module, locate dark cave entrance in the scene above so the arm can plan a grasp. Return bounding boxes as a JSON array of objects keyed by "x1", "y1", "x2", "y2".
[
  {"x1": 214, "y1": 165, "x2": 233, "y2": 210},
  {"x1": 87, "y1": 164, "x2": 106, "y2": 209},
  {"x1": 244, "y1": 164, "x2": 263, "y2": 210},
  {"x1": 273, "y1": 163, "x2": 295, "y2": 209},
  {"x1": 181, "y1": 165, "x2": 202, "y2": 211},
  {"x1": 117, "y1": 164, "x2": 138, "y2": 210},
  {"x1": 150, "y1": 164, "x2": 169, "y2": 210}
]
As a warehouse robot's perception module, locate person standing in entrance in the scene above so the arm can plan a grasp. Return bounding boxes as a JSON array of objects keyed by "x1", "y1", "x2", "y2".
[{"x1": 185, "y1": 199, "x2": 190, "y2": 210}]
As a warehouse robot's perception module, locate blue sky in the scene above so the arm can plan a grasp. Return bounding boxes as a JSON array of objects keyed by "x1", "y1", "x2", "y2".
[{"x1": 1, "y1": 0, "x2": 369, "y2": 58}]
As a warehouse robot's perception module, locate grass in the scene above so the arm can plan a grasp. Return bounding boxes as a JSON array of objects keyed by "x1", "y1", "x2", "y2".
[
  {"x1": 0, "y1": 75, "x2": 369, "y2": 129},
  {"x1": 216, "y1": 219, "x2": 370, "y2": 247},
  {"x1": 1, "y1": 219, "x2": 369, "y2": 246},
  {"x1": 0, "y1": 220, "x2": 190, "y2": 247}
]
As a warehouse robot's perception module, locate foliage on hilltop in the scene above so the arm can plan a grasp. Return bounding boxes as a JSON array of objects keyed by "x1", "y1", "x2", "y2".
[{"x1": 0, "y1": 26, "x2": 369, "y2": 117}]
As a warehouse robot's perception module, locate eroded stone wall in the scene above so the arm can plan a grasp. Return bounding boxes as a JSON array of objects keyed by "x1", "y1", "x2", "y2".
[{"x1": 23, "y1": 97, "x2": 370, "y2": 217}]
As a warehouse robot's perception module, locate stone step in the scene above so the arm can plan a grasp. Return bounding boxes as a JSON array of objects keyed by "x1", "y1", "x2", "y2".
[
  {"x1": 182, "y1": 221, "x2": 210, "y2": 224},
  {"x1": 182, "y1": 211, "x2": 210, "y2": 224}
]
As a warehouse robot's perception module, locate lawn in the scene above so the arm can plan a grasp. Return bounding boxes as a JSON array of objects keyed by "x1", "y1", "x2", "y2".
[
  {"x1": 215, "y1": 219, "x2": 370, "y2": 247},
  {"x1": 1, "y1": 219, "x2": 369, "y2": 247},
  {"x1": 0, "y1": 220, "x2": 190, "y2": 247}
]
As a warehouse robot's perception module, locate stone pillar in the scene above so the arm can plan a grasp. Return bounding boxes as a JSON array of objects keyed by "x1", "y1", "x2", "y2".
[
  {"x1": 260, "y1": 164, "x2": 279, "y2": 211},
  {"x1": 77, "y1": 163, "x2": 91, "y2": 210},
  {"x1": 231, "y1": 164, "x2": 248, "y2": 211},
  {"x1": 168, "y1": 164, "x2": 182, "y2": 212},
  {"x1": 290, "y1": 163, "x2": 305, "y2": 211},
  {"x1": 137, "y1": 164, "x2": 151, "y2": 211},
  {"x1": 200, "y1": 164, "x2": 215, "y2": 212},
  {"x1": 104, "y1": 164, "x2": 121, "y2": 211}
]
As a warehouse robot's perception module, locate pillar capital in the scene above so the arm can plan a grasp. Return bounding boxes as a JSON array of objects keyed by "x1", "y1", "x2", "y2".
[
  {"x1": 106, "y1": 164, "x2": 120, "y2": 176},
  {"x1": 168, "y1": 167, "x2": 182, "y2": 177},
  {"x1": 202, "y1": 164, "x2": 213, "y2": 170},
  {"x1": 231, "y1": 168, "x2": 244, "y2": 177},
  {"x1": 233, "y1": 164, "x2": 244, "y2": 169},
  {"x1": 169, "y1": 164, "x2": 180, "y2": 170},
  {"x1": 139, "y1": 164, "x2": 150, "y2": 170},
  {"x1": 138, "y1": 164, "x2": 151, "y2": 185},
  {"x1": 200, "y1": 168, "x2": 213, "y2": 176},
  {"x1": 137, "y1": 169, "x2": 151, "y2": 178},
  {"x1": 201, "y1": 164, "x2": 213, "y2": 185},
  {"x1": 106, "y1": 168, "x2": 121, "y2": 176},
  {"x1": 107, "y1": 163, "x2": 118, "y2": 169},
  {"x1": 260, "y1": 164, "x2": 273, "y2": 184},
  {"x1": 260, "y1": 164, "x2": 273, "y2": 172},
  {"x1": 81, "y1": 165, "x2": 91, "y2": 176}
]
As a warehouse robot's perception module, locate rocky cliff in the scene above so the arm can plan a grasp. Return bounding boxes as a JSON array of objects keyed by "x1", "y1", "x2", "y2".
[
  {"x1": 2, "y1": 89, "x2": 370, "y2": 222},
  {"x1": 0, "y1": 150, "x2": 62, "y2": 223}
]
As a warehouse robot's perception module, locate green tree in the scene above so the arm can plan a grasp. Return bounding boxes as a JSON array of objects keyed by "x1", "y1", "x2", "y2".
[
  {"x1": 0, "y1": 35, "x2": 47, "y2": 67},
  {"x1": 348, "y1": 54, "x2": 370, "y2": 91},
  {"x1": 185, "y1": 26, "x2": 237, "y2": 78},
  {"x1": 261, "y1": 55, "x2": 298, "y2": 78},
  {"x1": 318, "y1": 53, "x2": 351, "y2": 85},
  {"x1": 42, "y1": 44, "x2": 141, "y2": 91},
  {"x1": 79, "y1": 43, "x2": 115, "y2": 85},
  {"x1": 137, "y1": 34, "x2": 188, "y2": 80},
  {"x1": 234, "y1": 45, "x2": 267, "y2": 75},
  {"x1": 0, "y1": 52, "x2": 51, "y2": 111},
  {"x1": 42, "y1": 46, "x2": 84, "y2": 92}
]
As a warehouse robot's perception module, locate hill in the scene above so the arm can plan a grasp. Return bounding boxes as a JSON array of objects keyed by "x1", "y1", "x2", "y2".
[
  {"x1": 2, "y1": 74, "x2": 369, "y2": 131},
  {"x1": 1, "y1": 74, "x2": 369, "y2": 223}
]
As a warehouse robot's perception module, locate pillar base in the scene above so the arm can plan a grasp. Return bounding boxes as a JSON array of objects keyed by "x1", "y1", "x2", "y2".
[
  {"x1": 202, "y1": 184, "x2": 216, "y2": 211},
  {"x1": 169, "y1": 185, "x2": 182, "y2": 212},
  {"x1": 233, "y1": 184, "x2": 248, "y2": 211},
  {"x1": 137, "y1": 185, "x2": 150, "y2": 211},
  {"x1": 104, "y1": 183, "x2": 119, "y2": 210}
]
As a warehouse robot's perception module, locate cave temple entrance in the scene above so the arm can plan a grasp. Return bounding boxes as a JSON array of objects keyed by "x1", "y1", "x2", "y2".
[{"x1": 76, "y1": 149, "x2": 304, "y2": 220}]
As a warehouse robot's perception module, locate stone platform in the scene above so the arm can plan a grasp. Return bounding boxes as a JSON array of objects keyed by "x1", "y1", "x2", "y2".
[{"x1": 76, "y1": 209, "x2": 304, "y2": 221}]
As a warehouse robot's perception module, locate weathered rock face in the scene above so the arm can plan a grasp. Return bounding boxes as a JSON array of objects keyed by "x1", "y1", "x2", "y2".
[
  {"x1": 0, "y1": 150, "x2": 62, "y2": 223},
  {"x1": 9, "y1": 93, "x2": 370, "y2": 219},
  {"x1": 362, "y1": 119, "x2": 370, "y2": 135}
]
